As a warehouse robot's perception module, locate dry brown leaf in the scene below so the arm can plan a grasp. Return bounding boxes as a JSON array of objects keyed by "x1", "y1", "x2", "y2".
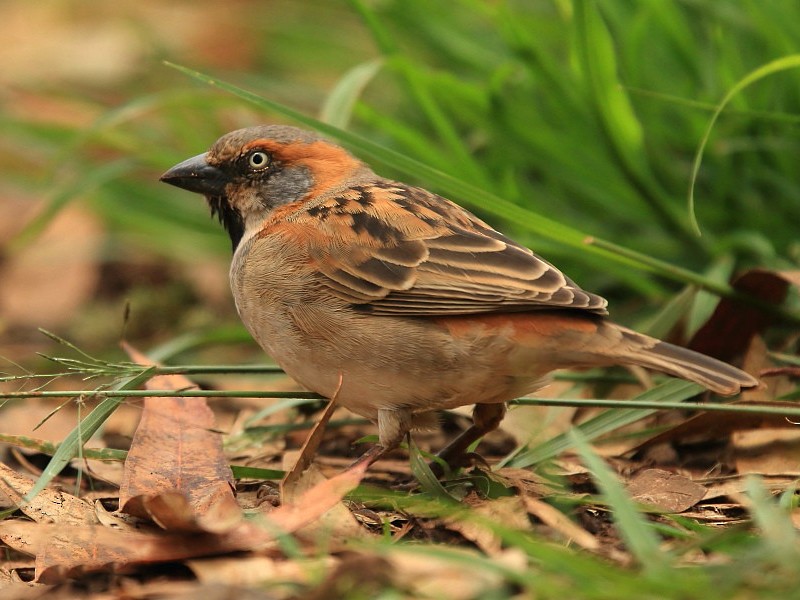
[
  {"x1": 272, "y1": 460, "x2": 369, "y2": 540},
  {"x1": 679, "y1": 504, "x2": 747, "y2": 523},
  {"x1": 733, "y1": 429, "x2": 800, "y2": 476},
  {"x1": 281, "y1": 378, "x2": 340, "y2": 500},
  {"x1": 551, "y1": 456, "x2": 591, "y2": 477},
  {"x1": 731, "y1": 336, "x2": 800, "y2": 475},
  {"x1": 78, "y1": 458, "x2": 124, "y2": 488},
  {"x1": 631, "y1": 336, "x2": 792, "y2": 463},
  {"x1": 444, "y1": 495, "x2": 531, "y2": 556},
  {"x1": 0, "y1": 461, "x2": 368, "y2": 583},
  {"x1": 134, "y1": 491, "x2": 240, "y2": 533},
  {"x1": 93, "y1": 500, "x2": 148, "y2": 533},
  {"x1": 186, "y1": 555, "x2": 335, "y2": 587},
  {"x1": 0, "y1": 566, "x2": 47, "y2": 600},
  {"x1": 626, "y1": 469, "x2": 706, "y2": 513},
  {"x1": 0, "y1": 521, "x2": 37, "y2": 559},
  {"x1": 118, "y1": 343, "x2": 240, "y2": 533},
  {"x1": 0, "y1": 519, "x2": 269, "y2": 584},
  {"x1": 741, "y1": 335, "x2": 779, "y2": 402},
  {"x1": 386, "y1": 547, "x2": 525, "y2": 600},
  {"x1": 522, "y1": 495, "x2": 599, "y2": 550},
  {"x1": 689, "y1": 268, "x2": 789, "y2": 362},
  {"x1": 631, "y1": 400, "x2": 800, "y2": 454},
  {"x1": 0, "y1": 463, "x2": 95, "y2": 525},
  {"x1": 702, "y1": 474, "x2": 796, "y2": 501},
  {"x1": 492, "y1": 467, "x2": 553, "y2": 497},
  {"x1": 275, "y1": 382, "x2": 368, "y2": 543}
]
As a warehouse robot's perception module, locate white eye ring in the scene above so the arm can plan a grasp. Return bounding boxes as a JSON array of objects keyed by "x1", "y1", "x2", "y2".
[{"x1": 247, "y1": 151, "x2": 270, "y2": 170}]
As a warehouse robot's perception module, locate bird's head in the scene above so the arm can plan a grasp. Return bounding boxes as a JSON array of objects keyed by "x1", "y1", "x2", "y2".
[{"x1": 160, "y1": 125, "x2": 370, "y2": 250}]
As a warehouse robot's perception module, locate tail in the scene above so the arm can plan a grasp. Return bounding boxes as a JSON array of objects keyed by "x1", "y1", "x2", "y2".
[{"x1": 607, "y1": 324, "x2": 758, "y2": 396}]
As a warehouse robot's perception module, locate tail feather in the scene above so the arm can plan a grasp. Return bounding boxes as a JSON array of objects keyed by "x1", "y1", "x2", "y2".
[{"x1": 616, "y1": 327, "x2": 758, "y2": 396}]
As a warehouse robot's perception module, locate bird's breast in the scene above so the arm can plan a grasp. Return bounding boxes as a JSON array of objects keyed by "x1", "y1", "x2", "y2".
[{"x1": 228, "y1": 232, "x2": 562, "y2": 420}]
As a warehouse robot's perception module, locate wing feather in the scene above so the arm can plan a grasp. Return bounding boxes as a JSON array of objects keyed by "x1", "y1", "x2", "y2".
[{"x1": 281, "y1": 181, "x2": 608, "y2": 316}]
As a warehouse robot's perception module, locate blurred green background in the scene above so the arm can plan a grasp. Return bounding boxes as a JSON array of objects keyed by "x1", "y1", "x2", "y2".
[{"x1": 2, "y1": 0, "x2": 799, "y2": 364}]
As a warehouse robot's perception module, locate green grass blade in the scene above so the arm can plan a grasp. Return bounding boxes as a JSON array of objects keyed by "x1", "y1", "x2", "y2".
[
  {"x1": 23, "y1": 367, "x2": 157, "y2": 502},
  {"x1": 243, "y1": 397, "x2": 321, "y2": 427},
  {"x1": 162, "y1": 63, "x2": 800, "y2": 325},
  {"x1": 573, "y1": 0, "x2": 644, "y2": 159},
  {"x1": 573, "y1": 0, "x2": 697, "y2": 245},
  {"x1": 744, "y1": 476, "x2": 799, "y2": 568},
  {"x1": 408, "y1": 438, "x2": 459, "y2": 504},
  {"x1": 688, "y1": 54, "x2": 800, "y2": 235},
  {"x1": 349, "y1": 0, "x2": 490, "y2": 186},
  {"x1": 163, "y1": 64, "x2": 757, "y2": 295},
  {"x1": 571, "y1": 428, "x2": 670, "y2": 577},
  {"x1": 506, "y1": 379, "x2": 702, "y2": 468},
  {"x1": 229, "y1": 465, "x2": 285, "y2": 480},
  {"x1": 320, "y1": 58, "x2": 384, "y2": 128}
]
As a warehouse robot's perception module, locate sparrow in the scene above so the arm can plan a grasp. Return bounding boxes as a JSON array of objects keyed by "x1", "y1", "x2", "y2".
[{"x1": 161, "y1": 125, "x2": 758, "y2": 468}]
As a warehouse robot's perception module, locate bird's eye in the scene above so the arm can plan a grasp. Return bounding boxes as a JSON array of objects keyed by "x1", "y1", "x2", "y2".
[{"x1": 246, "y1": 150, "x2": 271, "y2": 171}]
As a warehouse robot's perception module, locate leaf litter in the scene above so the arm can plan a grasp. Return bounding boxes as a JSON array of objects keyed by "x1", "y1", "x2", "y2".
[{"x1": 0, "y1": 269, "x2": 799, "y2": 597}]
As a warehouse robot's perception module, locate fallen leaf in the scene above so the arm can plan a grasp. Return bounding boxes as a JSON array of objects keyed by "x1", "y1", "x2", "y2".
[
  {"x1": 522, "y1": 495, "x2": 599, "y2": 550},
  {"x1": 273, "y1": 380, "x2": 368, "y2": 543},
  {"x1": 634, "y1": 336, "x2": 800, "y2": 474},
  {"x1": 0, "y1": 519, "x2": 266, "y2": 584},
  {"x1": 492, "y1": 467, "x2": 553, "y2": 498},
  {"x1": 93, "y1": 500, "x2": 147, "y2": 533},
  {"x1": 689, "y1": 269, "x2": 789, "y2": 362},
  {"x1": 702, "y1": 474, "x2": 796, "y2": 501},
  {"x1": 733, "y1": 429, "x2": 800, "y2": 476},
  {"x1": 281, "y1": 377, "x2": 340, "y2": 501},
  {"x1": 0, "y1": 565, "x2": 47, "y2": 599},
  {"x1": 678, "y1": 505, "x2": 746, "y2": 524},
  {"x1": 444, "y1": 495, "x2": 531, "y2": 556},
  {"x1": 79, "y1": 458, "x2": 125, "y2": 488},
  {"x1": 118, "y1": 343, "x2": 241, "y2": 533},
  {"x1": 386, "y1": 547, "x2": 524, "y2": 600},
  {"x1": 0, "y1": 462, "x2": 368, "y2": 584},
  {"x1": 186, "y1": 555, "x2": 335, "y2": 587},
  {"x1": 626, "y1": 469, "x2": 706, "y2": 513},
  {"x1": 731, "y1": 335, "x2": 800, "y2": 475},
  {"x1": 631, "y1": 401, "x2": 800, "y2": 454},
  {"x1": 0, "y1": 463, "x2": 95, "y2": 525},
  {"x1": 271, "y1": 460, "x2": 368, "y2": 539}
]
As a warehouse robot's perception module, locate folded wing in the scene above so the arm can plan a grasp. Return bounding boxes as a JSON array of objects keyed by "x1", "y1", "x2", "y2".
[{"x1": 280, "y1": 181, "x2": 608, "y2": 317}]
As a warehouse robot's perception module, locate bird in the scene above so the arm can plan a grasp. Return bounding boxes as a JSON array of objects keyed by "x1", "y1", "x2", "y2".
[{"x1": 160, "y1": 124, "x2": 758, "y2": 469}]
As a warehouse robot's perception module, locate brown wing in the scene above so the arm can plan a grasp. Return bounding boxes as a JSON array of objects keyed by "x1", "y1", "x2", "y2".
[{"x1": 279, "y1": 181, "x2": 608, "y2": 316}]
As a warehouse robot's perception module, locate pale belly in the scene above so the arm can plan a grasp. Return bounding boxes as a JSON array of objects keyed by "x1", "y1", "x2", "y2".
[
  {"x1": 237, "y1": 298, "x2": 527, "y2": 419},
  {"x1": 229, "y1": 232, "x2": 547, "y2": 422}
]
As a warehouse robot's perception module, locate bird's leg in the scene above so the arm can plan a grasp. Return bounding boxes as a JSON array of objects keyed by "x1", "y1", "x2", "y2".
[
  {"x1": 348, "y1": 408, "x2": 412, "y2": 470},
  {"x1": 435, "y1": 403, "x2": 507, "y2": 470}
]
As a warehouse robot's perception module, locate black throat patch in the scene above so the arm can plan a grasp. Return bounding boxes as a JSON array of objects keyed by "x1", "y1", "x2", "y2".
[{"x1": 207, "y1": 195, "x2": 245, "y2": 252}]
